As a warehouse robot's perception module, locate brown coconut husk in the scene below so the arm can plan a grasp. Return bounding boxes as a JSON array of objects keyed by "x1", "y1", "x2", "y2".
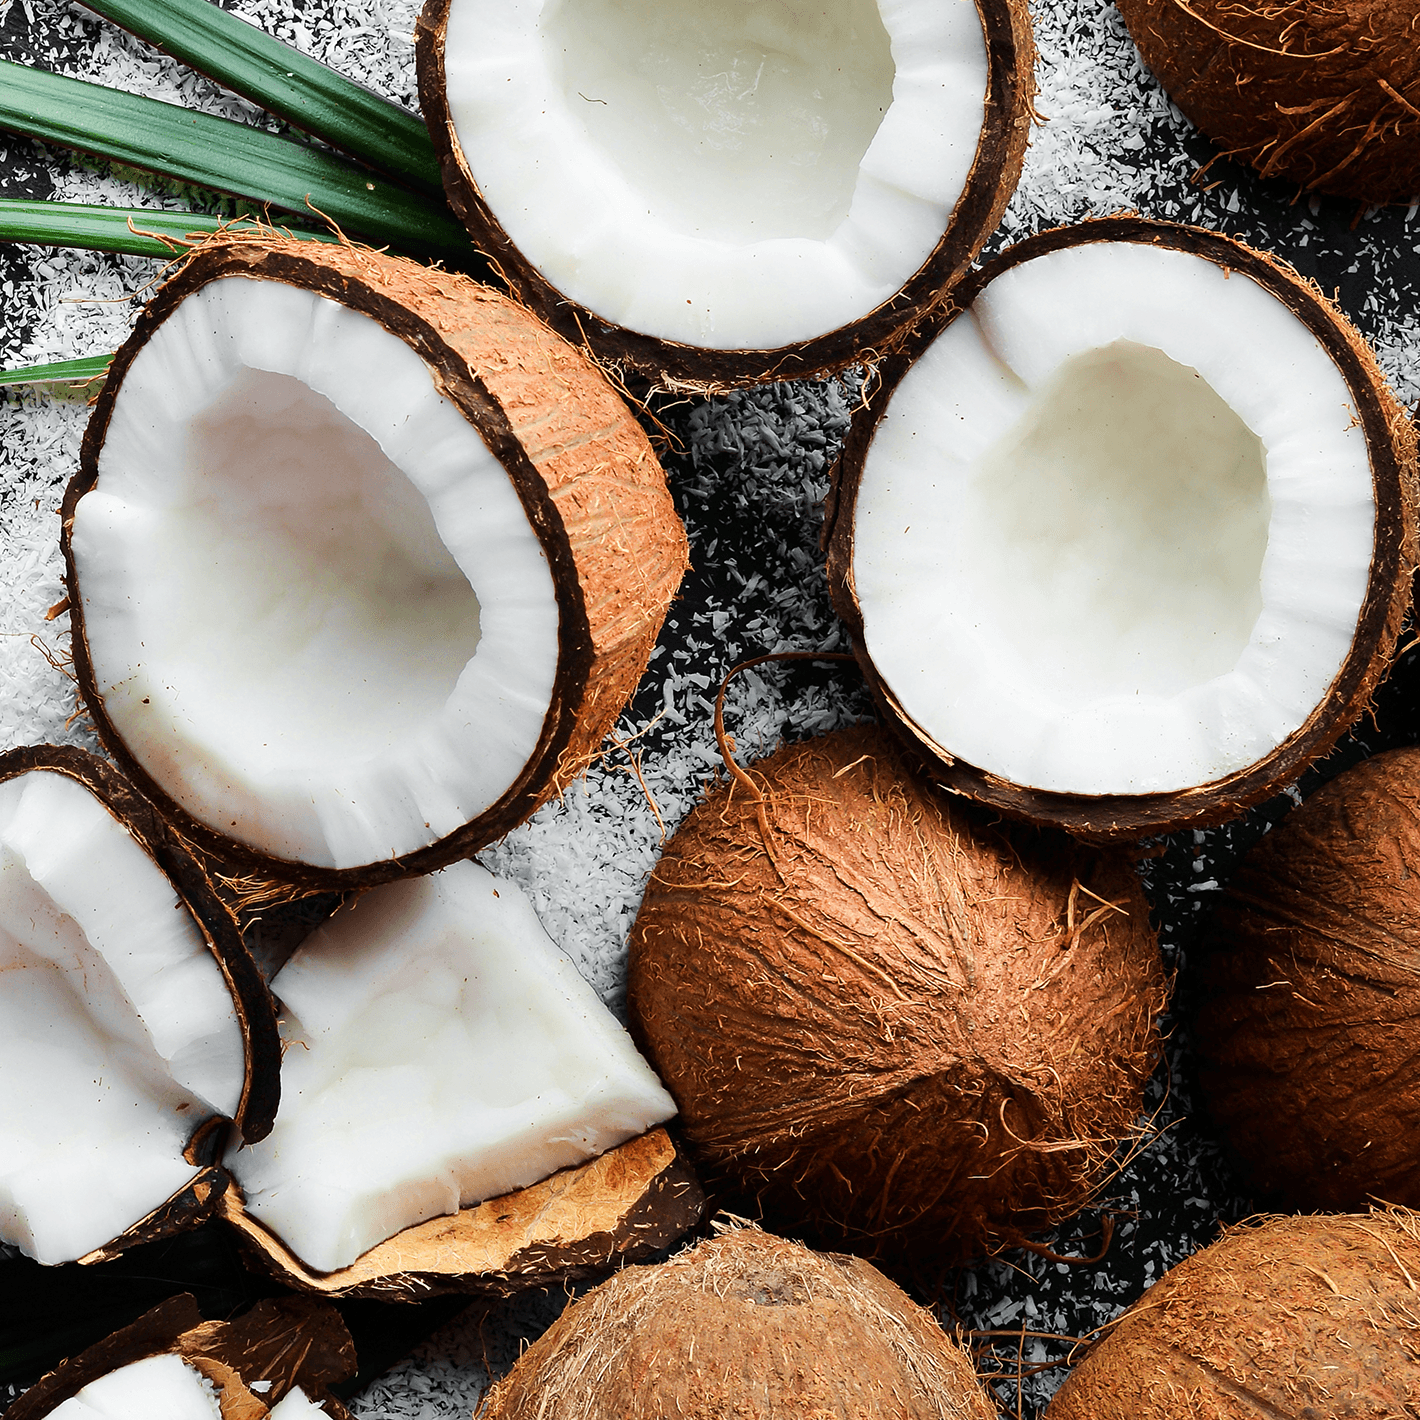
[
  {"x1": 62, "y1": 233, "x2": 689, "y2": 904},
  {"x1": 219, "y1": 1127, "x2": 704, "y2": 1302},
  {"x1": 825, "y1": 216, "x2": 1419, "y2": 842},
  {"x1": 1044, "y1": 1206, "x2": 1420, "y2": 1418},
  {"x1": 1116, "y1": 0, "x2": 1420, "y2": 204},
  {"x1": 1197, "y1": 747, "x2": 1420, "y2": 1210},
  {"x1": 414, "y1": 0, "x2": 1036, "y2": 393},
  {"x1": 478, "y1": 1224, "x2": 998, "y2": 1420},
  {"x1": 627, "y1": 723, "x2": 1168, "y2": 1265}
]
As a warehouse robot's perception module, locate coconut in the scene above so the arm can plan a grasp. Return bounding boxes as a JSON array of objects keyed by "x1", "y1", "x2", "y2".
[
  {"x1": 414, "y1": 0, "x2": 1036, "y2": 390},
  {"x1": 62, "y1": 233, "x2": 689, "y2": 900},
  {"x1": 627, "y1": 724, "x2": 1167, "y2": 1264},
  {"x1": 825, "y1": 216, "x2": 1418, "y2": 841},
  {"x1": 1196, "y1": 747, "x2": 1420, "y2": 1211},
  {"x1": 1116, "y1": 0, "x2": 1420, "y2": 204},
  {"x1": 1044, "y1": 1206, "x2": 1420, "y2": 1418},
  {"x1": 0, "y1": 744, "x2": 278, "y2": 1267},
  {"x1": 478, "y1": 1224, "x2": 998, "y2": 1420}
]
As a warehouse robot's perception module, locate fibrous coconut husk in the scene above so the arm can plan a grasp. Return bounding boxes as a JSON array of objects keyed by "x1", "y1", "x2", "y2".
[
  {"x1": 1044, "y1": 1206, "x2": 1420, "y2": 1418},
  {"x1": 628, "y1": 725, "x2": 1168, "y2": 1264},
  {"x1": 1116, "y1": 0, "x2": 1420, "y2": 204},
  {"x1": 219, "y1": 1127, "x2": 704, "y2": 1301},
  {"x1": 478, "y1": 1224, "x2": 998, "y2": 1420},
  {"x1": 1197, "y1": 747, "x2": 1420, "y2": 1210},
  {"x1": 62, "y1": 232, "x2": 689, "y2": 904}
]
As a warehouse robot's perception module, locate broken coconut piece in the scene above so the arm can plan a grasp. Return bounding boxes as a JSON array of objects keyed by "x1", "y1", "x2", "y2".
[
  {"x1": 63, "y1": 235, "x2": 688, "y2": 897},
  {"x1": 0, "y1": 745, "x2": 277, "y2": 1267},
  {"x1": 223, "y1": 859, "x2": 681, "y2": 1276},
  {"x1": 416, "y1": 0, "x2": 1036, "y2": 388},
  {"x1": 826, "y1": 217, "x2": 1418, "y2": 840}
]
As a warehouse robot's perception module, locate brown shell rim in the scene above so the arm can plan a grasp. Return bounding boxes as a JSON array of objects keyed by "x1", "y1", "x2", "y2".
[
  {"x1": 824, "y1": 215, "x2": 1419, "y2": 841},
  {"x1": 60, "y1": 240, "x2": 596, "y2": 897},
  {"x1": 413, "y1": 0, "x2": 1036, "y2": 391}
]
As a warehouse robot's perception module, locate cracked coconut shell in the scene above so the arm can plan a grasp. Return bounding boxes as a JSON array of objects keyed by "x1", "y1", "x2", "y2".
[
  {"x1": 1197, "y1": 746, "x2": 1420, "y2": 1210},
  {"x1": 627, "y1": 725, "x2": 1168, "y2": 1264},
  {"x1": 478, "y1": 1224, "x2": 999, "y2": 1420}
]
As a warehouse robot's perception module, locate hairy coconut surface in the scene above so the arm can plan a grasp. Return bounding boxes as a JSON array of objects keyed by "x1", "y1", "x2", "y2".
[
  {"x1": 1197, "y1": 746, "x2": 1420, "y2": 1210},
  {"x1": 479, "y1": 1224, "x2": 998, "y2": 1420},
  {"x1": 1116, "y1": 0, "x2": 1420, "y2": 204},
  {"x1": 629, "y1": 724, "x2": 1168, "y2": 1263},
  {"x1": 1045, "y1": 1206, "x2": 1420, "y2": 1418}
]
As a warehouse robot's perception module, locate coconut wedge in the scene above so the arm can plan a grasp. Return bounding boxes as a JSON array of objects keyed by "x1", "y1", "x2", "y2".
[
  {"x1": 826, "y1": 218, "x2": 1418, "y2": 839},
  {"x1": 0, "y1": 745, "x2": 277, "y2": 1267},
  {"x1": 63, "y1": 235, "x2": 688, "y2": 897},
  {"x1": 416, "y1": 0, "x2": 1035, "y2": 389}
]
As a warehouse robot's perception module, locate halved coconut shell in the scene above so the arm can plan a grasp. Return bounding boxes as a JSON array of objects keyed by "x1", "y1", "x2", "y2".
[
  {"x1": 63, "y1": 234, "x2": 689, "y2": 901},
  {"x1": 826, "y1": 216, "x2": 1418, "y2": 840}
]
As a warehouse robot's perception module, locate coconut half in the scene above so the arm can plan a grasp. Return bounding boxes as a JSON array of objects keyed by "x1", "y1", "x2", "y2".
[
  {"x1": 416, "y1": 0, "x2": 1036, "y2": 388},
  {"x1": 826, "y1": 217, "x2": 1418, "y2": 839},
  {"x1": 63, "y1": 235, "x2": 689, "y2": 897},
  {"x1": 0, "y1": 745, "x2": 277, "y2": 1267}
]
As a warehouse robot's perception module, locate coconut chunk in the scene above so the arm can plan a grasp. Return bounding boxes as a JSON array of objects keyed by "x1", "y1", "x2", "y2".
[
  {"x1": 48, "y1": 1351, "x2": 219, "y2": 1420},
  {"x1": 225, "y1": 860, "x2": 675, "y2": 1273}
]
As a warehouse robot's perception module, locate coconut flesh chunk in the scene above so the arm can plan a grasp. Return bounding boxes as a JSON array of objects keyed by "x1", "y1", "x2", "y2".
[
  {"x1": 46, "y1": 1354, "x2": 325, "y2": 1420},
  {"x1": 850, "y1": 239, "x2": 1376, "y2": 798},
  {"x1": 69, "y1": 275, "x2": 558, "y2": 872},
  {"x1": 439, "y1": 0, "x2": 989, "y2": 351},
  {"x1": 225, "y1": 859, "x2": 675, "y2": 1274},
  {"x1": 0, "y1": 770, "x2": 245, "y2": 1266}
]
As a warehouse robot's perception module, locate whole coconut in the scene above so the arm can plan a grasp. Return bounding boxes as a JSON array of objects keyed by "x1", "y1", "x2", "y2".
[
  {"x1": 1198, "y1": 747, "x2": 1420, "y2": 1210},
  {"x1": 628, "y1": 725, "x2": 1168, "y2": 1264},
  {"x1": 1045, "y1": 1207, "x2": 1420, "y2": 1418},
  {"x1": 1116, "y1": 0, "x2": 1420, "y2": 203},
  {"x1": 477, "y1": 1225, "x2": 997, "y2": 1420}
]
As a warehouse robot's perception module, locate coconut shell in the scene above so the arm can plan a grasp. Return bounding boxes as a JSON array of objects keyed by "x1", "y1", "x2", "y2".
[
  {"x1": 414, "y1": 0, "x2": 1036, "y2": 392},
  {"x1": 1116, "y1": 0, "x2": 1420, "y2": 204},
  {"x1": 825, "y1": 216, "x2": 1419, "y2": 842},
  {"x1": 628, "y1": 725, "x2": 1168, "y2": 1265},
  {"x1": 1044, "y1": 1207, "x2": 1420, "y2": 1419},
  {"x1": 478, "y1": 1224, "x2": 998, "y2": 1420},
  {"x1": 220, "y1": 1127, "x2": 704, "y2": 1301},
  {"x1": 62, "y1": 233, "x2": 689, "y2": 904},
  {"x1": 1197, "y1": 747, "x2": 1420, "y2": 1210}
]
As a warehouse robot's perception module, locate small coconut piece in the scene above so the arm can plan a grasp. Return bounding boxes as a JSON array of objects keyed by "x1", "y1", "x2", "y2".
[
  {"x1": 1196, "y1": 747, "x2": 1420, "y2": 1210},
  {"x1": 0, "y1": 745, "x2": 278, "y2": 1267},
  {"x1": 63, "y1": 234, "x2": 688, "y2": 899},
  {"x1": 479, "y1": 1224, "x2": 998, "y2": 1420},
  {"x1": 1116, "y1": 0, "x2": 1420, "y2": 204},
  {"x1": 1044, "y1": 1206, "x2": 1420, "y2": 1418},
  {"x1": 628, "y1": 724, "x2": 1167, "y2": 1264},
  {"x1": 826, "y1": 217, "x2": 1418, "y2": 840}
]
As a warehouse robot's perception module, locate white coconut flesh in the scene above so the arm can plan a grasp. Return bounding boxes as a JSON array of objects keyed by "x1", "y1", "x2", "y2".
[
  {"x1": 444, "y1": 0, "x2": 988, "y2": 349},
  {"x1": 224, "y1": 858, "x2": 675, "y2": 1274},
  {"x1": 70, "y1": 275, "x2": 560, "y2": 870},
  {"x1": 47, "y1": 1354, "x2": 324, "y2": 1420},
  {"x1": 852, "y1": 241, "x2": 1375, "y2": 795},
  {"x1": 0, "y1": 771, "x2": 245, "y2": 1265}
]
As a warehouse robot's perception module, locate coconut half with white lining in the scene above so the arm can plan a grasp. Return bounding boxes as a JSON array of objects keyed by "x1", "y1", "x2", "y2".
[
  {"x1": 415, "y1": 0, "x2": 1035, "y2": 389},
  {"x1": 62, "y1": 235, "x2": 689, "y2": 899},
  {"x1": 825, "y1": 217, "x2": 1418, "y2": 839}
]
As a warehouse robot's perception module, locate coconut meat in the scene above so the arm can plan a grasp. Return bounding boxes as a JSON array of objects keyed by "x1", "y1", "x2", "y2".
[
  {"x1": 852, "y1": 241, "x2": 1375, "y2": 795},
  {"x1": 47, "y1": 1354, "x2": 325, "y2": 1419},
  {"x1": 70, "y1": 275, "x2": 560, "y2": 869},
  {"x1": 225, "y1": 859, "x2": 675, "y2": 1273},
  {"x1": 0, "y1": 770, "x2": 245, "y2": 1265},
  {"x1": 444, "y1": 0, "x2": 988, "y2": 349}
]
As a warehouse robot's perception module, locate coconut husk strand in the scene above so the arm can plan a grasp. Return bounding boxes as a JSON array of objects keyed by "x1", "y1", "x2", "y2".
[
  {"x1": 1117, "y1": 0, "x2": 1420, "y2": 204},
  {"x1": 826, "y1": 216, "x2": 1418, "y2": 842},
  {"x1": 478, "y1": 1224, "x2": 998, "y2": 1420},
  {"x1": 1044, "y1": 1206, "x2": 1420, "y2": 1419},
  {"x1": 628, "y1": 724, "x2": 1168, "y2": 1265},
  {"x1": 1197, "y1": 747, "x2": 1420, "y2": 1211},
  {"x1": 219, "y1": 1127, "x2": 704, "y2": 1302},
  {"x1": 63, "y1": 232, "x2": 689, "y2": 904}
]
